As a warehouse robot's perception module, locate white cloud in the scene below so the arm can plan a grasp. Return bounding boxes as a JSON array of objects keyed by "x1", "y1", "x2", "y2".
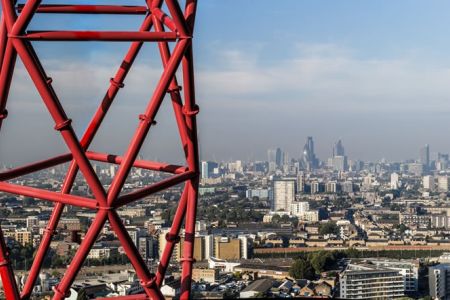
[
  {"x1": 197, "y1": 43, "x2": 450, "y2": 113},
  {"x1": 3, "y1": 41, "x2": 450, "y2": 163}
]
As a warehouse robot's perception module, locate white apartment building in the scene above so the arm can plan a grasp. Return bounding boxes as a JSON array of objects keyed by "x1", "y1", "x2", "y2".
[
  {"x1": 340, "y1": 263, "x2": 404, "y2": 299},
  {"x1": 438, "y1": 176, "x2": 450, "y2": 192},
  {"x1": 423, "y1": 175, "x2": 435, "y2": 191},
  {"x1": 272, "y1": 179, "x2": 295, "y2": 211}
]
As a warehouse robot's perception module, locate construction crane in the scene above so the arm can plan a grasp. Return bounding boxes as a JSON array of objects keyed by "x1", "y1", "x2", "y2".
[{"x1": 0, "y1": 1, "x2": 200, "y2": 299}]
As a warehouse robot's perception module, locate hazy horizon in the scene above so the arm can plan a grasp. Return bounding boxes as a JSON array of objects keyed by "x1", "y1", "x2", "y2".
[{"x1": 2, "y1": 1, "x2": 450, "y2": 165}]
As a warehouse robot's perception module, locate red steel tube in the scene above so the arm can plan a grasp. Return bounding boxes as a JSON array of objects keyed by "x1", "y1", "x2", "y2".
[
  {"x1": 85, "y1": 151, "x2": 188, "y2": 174},
  {"x1": 0, "y1": 16, "x2": 7, "y2": 66},
  {"x1": 0, "y1": 16, "x2": 7, "y2": 130},
  {"x1": 108, "y1": 211, "x2": 164, "y2": 300},
  {"x1": 182, "y1": 47, "x2": 200, "y2": 172},
  {"x1": 151, "y1": 7, "x2": 177, "y2": 33},
  {"x1": 115, "y1": 170, "x2": 195, "y2": 207},
  {"x1": 184, "y1": 0, "x2": 197, "y2": 32},
  {"x1": 0, "y1": 41, "x2": 17, "y2": 132},
  {"x1": 16, "y1": 31, "x2": 178, "y2": 42},
  {"x1": 52, "y1": 210, "x2": 108, "y2": 300},
  {"x1": 152, "y1": 16, "x2": 190, "y2": 159},
  {"x1": 180, "y1": 35, "x2": 200, "y2": 300},
  {"x1": 165, "y1": 0, "x2": 190, "y2": 37},
  {"x1": 0, "y1": 226, "x2": 20, "y2": 300},
  {"x1": 17, "y1": 5, "x2": 148, "y2": 15},
  {"x1": 155, "y1": 186, "x2": 188, "y2": 286},
  {"x1": 0, "y1": 153, "x2": 72, "y2": 181},
  {"x1": 0, "y1": 181, "x2": 98, "y2": 209},
  {"x1": 11, "y1": 0, "x2": 41, "y2": 36},
  {"x1": 180, "y1": 181, "x2": 199, "y2": 300}
]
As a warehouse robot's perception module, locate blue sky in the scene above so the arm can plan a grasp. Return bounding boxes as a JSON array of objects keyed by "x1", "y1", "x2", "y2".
[{"x1": 2, "y1": 1, "x2": 450, "y2": 165}]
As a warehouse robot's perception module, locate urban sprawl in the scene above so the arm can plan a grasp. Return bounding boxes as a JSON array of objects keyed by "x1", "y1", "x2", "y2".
[{"x1": 2, "y1": 137, "x2": 450, "y2": 299}]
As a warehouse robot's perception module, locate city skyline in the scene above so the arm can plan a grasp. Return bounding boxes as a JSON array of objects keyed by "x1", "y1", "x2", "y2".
[{"x1": 3, "y1": 1, "x2": 450, "y2": 163}]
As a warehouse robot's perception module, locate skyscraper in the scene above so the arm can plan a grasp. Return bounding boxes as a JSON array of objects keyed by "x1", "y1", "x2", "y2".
[
  {"x1": 333, "y1": 139, "x2": 345, "y2": 157},
  {"x1": 268, "y1": 148, "x2": 283, "y2": 172},
  {"x1": 275, "y1": 148, "x2": 283, "y2": 167},
  {"x1": 331, "y1": 139, "x2": 348, "y2": 172},
  {"x1": 420, "y1": 144, "x2": 430, "y2": 168},
  {"x1": 268, "y1": 149, "x2": 276, "y2": 163},
  {"x1": 301, "y1": 136, "x2": 318, "y2": 171}
]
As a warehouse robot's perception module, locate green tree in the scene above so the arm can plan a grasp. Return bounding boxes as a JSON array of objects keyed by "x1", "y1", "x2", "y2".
[
  {"x1": 289, "y1": 258, "x2": 315, "y2": 280},
  {"x1": 397, "y1": 223, "x2": 408, "y2": 233},
  {"x1": 309, "y1": 251, "x2": 336, "y2": 273},
  {"x1": 280, "y1": 214, "x2": 290, "y2": 223},
  {"x1": 23, "y1": 197, "x2": 37, "y2": 206},
  {"x1": 319, "y1": 222, "x2": 339, "y2": 235},
  {"x1": 271, "y1": 214, "x2": 280, "y2": 224}
]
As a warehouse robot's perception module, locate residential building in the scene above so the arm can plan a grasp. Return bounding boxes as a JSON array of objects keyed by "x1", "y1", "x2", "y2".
[
  {"x1": 429, "y1": 264, "x2": 450, "y2": 300},
  {"x1": 15, "y1": 230, "x2": 32, "y2": 246},
  {"x1": 273, "y1": 179, "x2": 296, "y2": 212},
  {"x1": 391, "y1": 173, "x2": 400, "y2": 189},
  {"x1": 368, "y1": 259, "x2": 419, "y2": 293},
  {"x1": 240, "y1": 279, "x2": 274, "y2": 299},
  {"x1": 290, "y1": 201, "x2": 309, "y2": 216},
  {"x1": 214, "y1": 237, "x2": 241, "y2": 260},
  {"x1": 439, "y1": 176, "x2": 450, "y2": 192},
  {"x1": 201, "y1": 161, "x2": 218, "y2": 179},
  {"x1": 340, "y1": 263, "x2": 404, "y2": 299},
  {"x1": 423, "y1": 175, "x2": 435, "y2": 191},
  {"x1": 192, "y1": 268, "x2": 219, "y2": 283}
]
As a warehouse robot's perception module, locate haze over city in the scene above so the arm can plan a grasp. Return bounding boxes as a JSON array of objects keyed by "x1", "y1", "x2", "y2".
[{"x1": 2, "y1": 1, "x2": 450, "y2": 164}]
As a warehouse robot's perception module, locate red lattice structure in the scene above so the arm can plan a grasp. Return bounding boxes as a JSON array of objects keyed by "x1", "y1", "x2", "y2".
[{"x1": 0, "y1": 1, "x2": 199, "y2": 299}]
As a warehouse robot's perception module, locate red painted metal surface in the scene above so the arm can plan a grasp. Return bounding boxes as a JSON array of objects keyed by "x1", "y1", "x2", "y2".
[{"x1": 0, "y1": 1, "x2": 200, "y2": 299}]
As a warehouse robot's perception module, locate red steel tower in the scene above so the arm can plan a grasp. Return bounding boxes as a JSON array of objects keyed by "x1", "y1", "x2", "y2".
[{"x1": 0, "y1": 1, "x2": 200, "y2": 299}]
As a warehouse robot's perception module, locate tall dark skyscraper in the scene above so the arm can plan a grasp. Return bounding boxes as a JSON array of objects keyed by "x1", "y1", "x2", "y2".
[
  {"x1": 302, "y1": 136, "x2": 318, "y2": 171},
  {"x1": 275, "y1": 148, "x2": 283, "y2": 167},
  {"x1": 420, "y1": 144, "x2": 430, "y2": 168},
  {"x1": 268, "y1": 147, "x2": 284, "y2": 172},
  {"x1": 333, "y1": 139, "x2": 345, "y2": 157}
]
